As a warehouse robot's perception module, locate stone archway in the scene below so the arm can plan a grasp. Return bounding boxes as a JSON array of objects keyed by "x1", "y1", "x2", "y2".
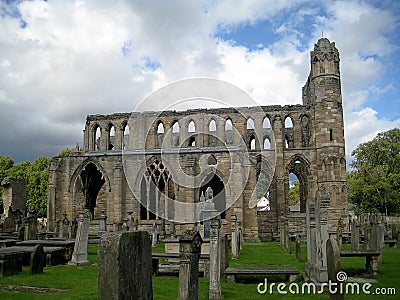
[
  {"x1": 199, "y1": 173, "x2": 226, "y2": 219},
  {"x1": 78, "y1": 162, "x2": 106, "y2": 218}
]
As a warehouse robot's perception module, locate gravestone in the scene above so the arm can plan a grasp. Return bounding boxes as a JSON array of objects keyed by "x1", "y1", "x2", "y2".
[
  {"x1": 231, "y1": 215, "x2": 239, "y2": 259},
  {"x1": 209, "y1": 214, "x2": 221, "y2": 300},
  {"x1": 296, "y1": 235, "x2": 301, "y2": 262},
  {"x1": 392, "y1": 224, "x2": 399, "y2": 241},
  {"x1": 68, "y1": 211, "x2": 90, "y2": 266},
  {"x1": 30, "y1": 244, "x2": 45, "y2": 274},
  {"x1": 350, "y1": 220, "x2": 359, "y2": 251},
  {"x1": 24, "y1": 207, "x2": 38, "y2": 240},
  {"x1": 326, "y1": 238, "x2": 343, "y2": 300},
  {"x1": 98, "y1": 231, "x2": 153, "y2": 300},
  {"x1": 126, "y1": 210, "x2": 134, "y2": 232},
  {"x1": 152, "y1": 223, "x2": 159, "y2": 247},
  {"x1": 220, "y1": 234, "x2": 229, "y2": 276},
  {"x1": 200, "y1": 187, "x2": 216, "y2": 239},
  {"x1": 61, "y1": 213, "x2": 70, "y2": 239},
  {"x1": 178, "y1": 231, "x2": 203, "y2": 300},
  {"x1": 98, "y1": 209, "x2": 107, "y2": 236}
]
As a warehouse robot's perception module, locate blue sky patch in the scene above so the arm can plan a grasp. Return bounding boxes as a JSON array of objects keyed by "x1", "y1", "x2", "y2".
[{"x1": 142, "y1": 56, "x2": 161, "y2": 71}]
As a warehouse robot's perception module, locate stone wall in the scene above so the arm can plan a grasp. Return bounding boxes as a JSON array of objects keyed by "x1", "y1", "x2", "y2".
[{"x1": 48, "y1": 38, "x2": 348, "y2": 242}]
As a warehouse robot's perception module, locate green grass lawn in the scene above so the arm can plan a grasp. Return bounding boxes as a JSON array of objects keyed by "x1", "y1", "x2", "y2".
[{"x1": 0, "y1": 242, "x2": 398, "y2": 299}]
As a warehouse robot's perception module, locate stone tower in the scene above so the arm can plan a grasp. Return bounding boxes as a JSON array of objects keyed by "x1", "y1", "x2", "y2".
[{"x1": 303, "y1": 38, "x2": 347, "y2": 283}]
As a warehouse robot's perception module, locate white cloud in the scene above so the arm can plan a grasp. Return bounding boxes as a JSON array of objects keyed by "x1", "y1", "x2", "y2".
[{"x1": 0, "y1": 0, "x2": 398, "y2": 162}]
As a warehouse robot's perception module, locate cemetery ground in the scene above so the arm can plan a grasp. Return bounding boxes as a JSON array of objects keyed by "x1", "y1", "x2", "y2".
[{"x1": 0, "y1": 241, "x2": 398, "y2": 299}]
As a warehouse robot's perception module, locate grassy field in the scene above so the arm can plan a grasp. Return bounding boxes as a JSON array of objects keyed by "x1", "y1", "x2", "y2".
[{"x1": 0, "y1": 241, "x2": 398, "y2": 299}]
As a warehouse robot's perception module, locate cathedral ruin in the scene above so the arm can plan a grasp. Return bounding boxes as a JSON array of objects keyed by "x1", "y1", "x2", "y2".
[{"x1": 48, "y1": 38, "x2": 348, "y2": 244}]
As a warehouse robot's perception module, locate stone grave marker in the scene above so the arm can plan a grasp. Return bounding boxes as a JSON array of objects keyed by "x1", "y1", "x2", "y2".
[
  {"x1": 98, "y1": 209, "x2": 107, "y2": 236},
  {"x1": 178, "y1": 231, "x2": 203, "y2": 300},
  {"x1": 392, "y1": 224, "x2": 399, "y2": 241},
  {"x1": 326, "y1": 238, "x2": 343, "y2": 300},
  {"x1": 231, "y1": 215, "x2": 239, "y2": 259},
  {"x1": 30, "y1": 244, "x2": 45, "y2": 274},
  {"x1": 296, "y1": 235, "x2": 301, "y2": 262},
  {"x1": 68, "y1": 211, "x2": 90, "y2": 266},
  {"x1": 350, "y1": 220, "x2": 359, "y2": 251},
  {"x1": 98, "y1": 231, "x2": 152, "y2": 300},
  {"x1": 209, "y1": 214, "x2": 221, "y2": 300}
]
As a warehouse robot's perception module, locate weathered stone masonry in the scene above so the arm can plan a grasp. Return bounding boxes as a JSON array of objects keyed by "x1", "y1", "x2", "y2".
[{"x1": 48, "y1": 38, "x2": 347, "y2": 241}]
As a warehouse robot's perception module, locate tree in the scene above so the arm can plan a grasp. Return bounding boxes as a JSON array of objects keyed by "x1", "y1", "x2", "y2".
[
  {"x1": 289, "y1": 180, "x2": 300, "y2": 206},
  {"x1": 348, "y1": 128, "x2": 400, "y2": 215}
]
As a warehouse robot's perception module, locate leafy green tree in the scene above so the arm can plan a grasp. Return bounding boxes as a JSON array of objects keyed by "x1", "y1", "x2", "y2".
[
  {"x1": 57, "y1": 148, "x2": 76, "y2": 157},
  {"x1": 289, "y1": 180, "x2": 300, "y2": 206},
  {"x1": 348, "y1": 128, "x2": 400, "y2": 215}
]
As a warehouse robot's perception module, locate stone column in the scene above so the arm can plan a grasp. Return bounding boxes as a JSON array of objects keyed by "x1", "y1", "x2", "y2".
[
  {"x1": 24, "y1": 208, "x2": 37, "y2": 241},
  {"x1": 98, "y1": 231, "x2": 153, "y2": 300},
  {"x1": 178, "y1": 231, "x2": 203, "y2": 300},
  {"x1": 113, "y1": 163, "x2": 123, "y2": 224},
  {"x1": 68, "y1": 211, "x2": 90, "y2": 266},
  {"x1": 231, "y1": 215, "x2": 239, "y2": 259},
  {"x1": 209, "y1": 214, "x2": 221, "y2": 300}
]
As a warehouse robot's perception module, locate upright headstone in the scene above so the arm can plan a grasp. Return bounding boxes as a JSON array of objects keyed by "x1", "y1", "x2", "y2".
[
  {"x1": 209, "y1": 215, "x2": 221, "y2": 300},
  {"x1": 326, "y1": 238, "x2": 343, "y2": 300},
  {"x1": 30, "y1": 244, "x2": 45, "y2": 274},
  {"x1": 152, "y1": 223, "x2": 159, "y2": 247},
  {"x1": 98, "y1": 209, "x2": 107, "y2": 236},
  {"x1": 220, "y1": 234, "x2": 229, "y2": 276},
  {"x1": 68, "y1": 211, "x2": 90, "y2": 266},
  {"x1": 296, "y1": 235, "x2": 301, "y2": 262},
  {"x1": 24, "y1": 207, "x2": 38, "y2": 240},
  {"x1": 126, "y1": 210, "x2": 134, "y2": 232},
  {"x1": 200, "y1": 187, "x2": 216, "y2": 238},
  {"x1": 350, "y1": 220, "x2": 359, "y2": 251},
  {"x1": 178, "y1": 231, "x2": 203, "y2": 300},
  {"x1": 98, "y1": 231, "x2": 153, "y2": 300},
  {"x1": 336, "y1": 218, "x2": 343, "y2": 249},
  {"x1": 62, "y1": 213, "x2": 70, "y2": 239},
  {"x1": 392, "y1": 224, "x2": 399, "y2": 241},
  {"x1": 231, "y1": 215, "x2": 239, "y2": 259}
]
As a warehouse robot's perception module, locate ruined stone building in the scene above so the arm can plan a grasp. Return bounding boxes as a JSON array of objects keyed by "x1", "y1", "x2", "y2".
[{"x1": 48, "y1": 38, "x2": 348, "y2": 241}]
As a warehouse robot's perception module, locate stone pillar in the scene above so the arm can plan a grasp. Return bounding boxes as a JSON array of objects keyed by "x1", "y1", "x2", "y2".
[
  {"x1": 98, "y1": 231, "x2": 153, "y2": 300},
  {"x1": 209, "y1": 215, "x2": 221, "y2": 300},
  {"x1": 231, "y1": 215, "x2": 239, "y2": 259},
  {"x1": 178, "y1": 231, "x2": 203, "y2": 300},
  {"x1": 113, "y1": 163, "x2": 123, "y2": 224},
  {"x1": 68, "y1": 211, "x2": 90, "y2": 266},
  {"x1": 98, "y1": 209, "x2": 107, "y2": 236},
  {"x1": 326, "y1": 238, "x2": 343, "y2": 300}
]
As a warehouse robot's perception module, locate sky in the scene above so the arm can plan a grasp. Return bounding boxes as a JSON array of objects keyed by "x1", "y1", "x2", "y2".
[{"x1": 0, "y1": 0, "x2": 399, "y2": 164}]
